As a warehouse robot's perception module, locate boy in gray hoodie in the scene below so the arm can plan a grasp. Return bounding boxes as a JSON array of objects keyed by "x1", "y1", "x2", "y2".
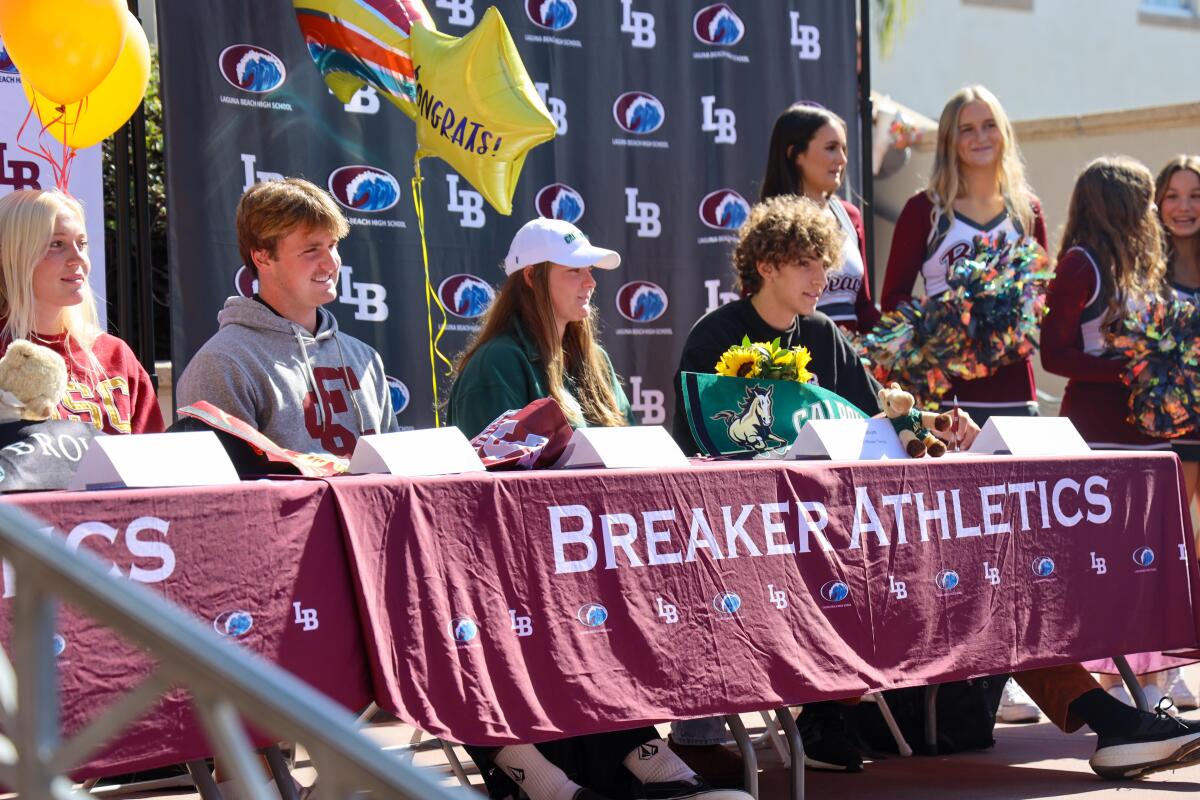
[{"x1": 176, "y1": 178, "x2": 396, "y2": 457}]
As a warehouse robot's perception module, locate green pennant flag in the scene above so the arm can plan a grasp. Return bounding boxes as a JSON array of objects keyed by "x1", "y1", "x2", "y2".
[{"x1": 680, "y1": 372, "x2": 868, "y2": 457}]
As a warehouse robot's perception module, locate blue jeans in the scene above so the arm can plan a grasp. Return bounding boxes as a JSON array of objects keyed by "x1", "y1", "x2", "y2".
[{"x1": 670, "y1": 716, "x2": 727, "y2": 746}]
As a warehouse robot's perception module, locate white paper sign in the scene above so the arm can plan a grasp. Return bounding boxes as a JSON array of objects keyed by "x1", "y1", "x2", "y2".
[
  {"x1": 968, "y1": 416, "x2": 1091, "y2": 456},
  {"x1": 786, "y1": 418, "x2": 910, "y2": 461},
  {"x1": 349, "y1": 427, "x2": 485, "y2": 476},
  {"x1": 553, "y1": 426, "x2": 690, "y2": 470},
  {"x1": 68, "y1": 431, "x2": 240, "y2": 490}
]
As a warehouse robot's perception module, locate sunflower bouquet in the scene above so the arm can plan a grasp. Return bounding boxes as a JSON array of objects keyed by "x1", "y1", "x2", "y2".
[{"x1": 714, "y1": 336, "x2": 814, "y2": 383}]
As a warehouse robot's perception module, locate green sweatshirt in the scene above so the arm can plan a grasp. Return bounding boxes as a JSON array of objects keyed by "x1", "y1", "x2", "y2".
[{"x1": 447, "y1": 318, "x2": 633, "y2": 438}]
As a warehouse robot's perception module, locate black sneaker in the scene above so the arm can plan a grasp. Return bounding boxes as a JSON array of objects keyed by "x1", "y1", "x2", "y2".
[
  {"x1": 638, "y1": 778, "x2": 752, "y2": 799},
  {"x1": 797, "y1": 702, "x2": 864, "y2": 773},
  {"x1": 1090, "y1": 699, "x2": 1200, "y2": 779}
]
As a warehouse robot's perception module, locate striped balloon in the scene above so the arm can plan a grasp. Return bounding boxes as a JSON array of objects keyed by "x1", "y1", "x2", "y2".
[{"x1": 293, "y1": 0, "x2": 435, "y2": 119}]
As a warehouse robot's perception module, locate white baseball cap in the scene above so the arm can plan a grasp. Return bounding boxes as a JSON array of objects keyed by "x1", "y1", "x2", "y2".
[{"x1": 503, "y1": 217, "x2": 621, "y2": 275}]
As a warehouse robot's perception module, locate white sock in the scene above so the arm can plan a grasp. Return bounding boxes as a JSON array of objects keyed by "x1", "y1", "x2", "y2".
[
  {"x1": 493, "y1": 744, "x2": 582, "y2": 800},
  {"x1": 622, "y1": 738, "x2": 696, "y2": 785}
]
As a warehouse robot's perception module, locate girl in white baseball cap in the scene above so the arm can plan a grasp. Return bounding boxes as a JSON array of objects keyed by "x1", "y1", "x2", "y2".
[{"x1": 448, "y1": 217, "x2": 630, "y2": 439}]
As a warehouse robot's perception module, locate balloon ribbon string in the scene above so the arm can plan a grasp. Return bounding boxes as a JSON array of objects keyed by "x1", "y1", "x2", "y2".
[{"x1": 411, "y1": 162, "x2": 452, "y2": 426}]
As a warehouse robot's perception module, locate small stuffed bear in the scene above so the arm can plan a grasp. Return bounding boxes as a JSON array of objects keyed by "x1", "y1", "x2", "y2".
[
  {"x1": 877, "y1": 382, "x2": 952, "y2": 458},
  {"x1": 0, "y1": 340, "x2": 68, "y2": 423}
]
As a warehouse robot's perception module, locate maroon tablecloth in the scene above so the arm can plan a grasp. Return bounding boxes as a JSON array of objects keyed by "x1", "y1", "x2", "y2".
[
  {"x1": 0, "y1": 479, "x2": 371, "y2": 778},
  {"x1": 327, "y1": 452, "x2": 1200, "y2": 746}
]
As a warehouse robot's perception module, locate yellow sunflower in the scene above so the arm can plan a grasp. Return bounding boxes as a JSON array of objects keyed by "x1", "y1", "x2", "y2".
[
  {"x1": 715, "y1": 346, "x2": 762, "y2": 378},
  {"x1": 792, "y1": 346, "x2": 814, "y2": 384}
]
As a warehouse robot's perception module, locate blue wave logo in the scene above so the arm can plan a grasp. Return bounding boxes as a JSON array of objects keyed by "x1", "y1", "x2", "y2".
[
  {"x1": 693, "y1": 4, "x2": 745, "y2": 46},
  {"x1": 819, "y1": 580, "x2": 850, "y2": 603},
  {"x1": 218, "y1": 44, "x2": 287, "y2": 93},
  {"x1": 535, "y1": 183, "x2": 585, "y2": 223},
  {"x1": 713, "y1": 591, "x2": 742, "y2": 614},
  {"x1": 0, "y1": 39, "x2": 17, "y2": 75},
  {"x1": 213, "y1": 610, "x2": 254, "y2": 638},
  {"x1": 52, "y1": 634, "x2": 66, "y2": 657},
  {"x1": 449, "y1": 617, "x2": 478, "y2": 642},
  {"x1": 327, "y1": 166, "x2": 401, "y2": 213},
  {"x1": 698, "y1": 189, "x2": 751, "y2": 230},
  {"x1": 613, "y1": 92, "x2": 665, "y2": 135},
  {"x1": 615, "y1": 280, "x2": 668, "y2": 323},
  {"x1": 935, "y1": 570, "x2": 960, "y2": 592},
  {"x1": 526, "y1": 0, "x2": 577, "y2": 30},
  {"x1": 577, "y1": 602, "x2": 608, "y2": 627},
  {"x1": 438, "y1": 273, "x2": 495, "y2": 319},
  {"x1": 1032, "y1": 556, "x2": 1055, "y2": 577},
  {"x1": 1133, "y1": 547, "x2": 1155, "y2": 568},
  {"x1": 385, "y1": 376, "x2": 410, "y2": 414}
]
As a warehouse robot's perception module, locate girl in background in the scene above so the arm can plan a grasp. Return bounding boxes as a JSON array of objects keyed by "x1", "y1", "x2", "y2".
[
  {"x1": 760, "y1": 103, "x2": 880, "y2": 333},
  {"x1": 1153, "y1": 154, "x2": 1200, "y2": 710},
  {"x1": 0, "y1": 189, "x2": 162, "y2": 435}
]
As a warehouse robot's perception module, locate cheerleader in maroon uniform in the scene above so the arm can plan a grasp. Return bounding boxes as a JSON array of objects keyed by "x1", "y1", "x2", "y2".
[
  {"x1": 882, "y1": 85, "x2": 1046, "y2": 423},
  {"x1": 1157, "y1": 157, "x2": 1200, "y2": 507},
  {"x1": 1042, "y1": 157, "x2": 1168, "y2": 453},
  {"x1": 1154, "y1": 155, "x2": 1200, "y2": 710},
  {"x1": 760, "y1": 103, "x2": 880, "y2": 333}
]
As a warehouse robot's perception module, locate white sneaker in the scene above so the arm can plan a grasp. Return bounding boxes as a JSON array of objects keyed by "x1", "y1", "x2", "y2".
[
  {"x1": 1165, "y1": 669, "x2": 1199, "y2": 711},
  {"x1": 998, "y1": 678, "x2": 1041, "y2": 723},
  {"x1": 1107, "y1": 684, "x2": 1134, "y2": 707}
]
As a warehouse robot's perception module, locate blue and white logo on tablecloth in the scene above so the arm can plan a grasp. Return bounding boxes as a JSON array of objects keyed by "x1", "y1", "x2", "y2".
[
  {"x1": 449, "y1": 617, "x2": 478, "y2": 642},
  {"x1": 935, "y1": 570, "x2": 960, "y2": 592},
  {"x1": 213, "y1": 610, "x2": 254, "y2": 638},
  {"x1": 713, "y1": 591, "x2": 742, "y2": 615},
  {"x1": 218, "y1": 44, "x2": 286, "y2": 93},
  {"x1": 1133, "y1": 547, "x2": 1155, "y2": 568},
  {"x1": 1032, "y1": 556, "x2": 1055, "y2": 578},
  {"x1": 577, "y1": 602, "x2": 608, "y2": 627},
  {"x1": 819, "y1": 580, "x2": 850, "y2": 604}
]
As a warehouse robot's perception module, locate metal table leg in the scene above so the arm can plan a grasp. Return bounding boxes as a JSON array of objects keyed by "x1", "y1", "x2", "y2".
[
  {"x1": 924, "y1": 685, "x2": 940, "y2": 752},
  {"x1": 725, "y1": 713, "x2": 759, "y2": 799},
  {"x1": 774, "y1": 707, "x2": 804, "y2": 800},
  {"x1": 1114, "y1": 655, "x2": 1149, "y2": 712}
]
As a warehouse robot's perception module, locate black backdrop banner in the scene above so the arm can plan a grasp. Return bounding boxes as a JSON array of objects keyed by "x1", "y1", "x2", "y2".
[{"x1": 160, "y1": 0, "x2": 857, "y2": 430}]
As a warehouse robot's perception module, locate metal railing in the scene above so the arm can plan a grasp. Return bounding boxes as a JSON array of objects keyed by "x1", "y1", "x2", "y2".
[{"x1": 0, "y1": 503, "x2": 464, "y2": 799}]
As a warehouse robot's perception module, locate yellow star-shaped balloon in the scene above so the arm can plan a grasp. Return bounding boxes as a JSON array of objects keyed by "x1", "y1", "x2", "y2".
[{"x1": 410, "y1": 6, "x2": 556, "y2": 215}]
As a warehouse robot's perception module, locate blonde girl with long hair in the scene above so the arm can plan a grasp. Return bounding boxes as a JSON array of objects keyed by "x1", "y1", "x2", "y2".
[
  {"x1": 881, "y1": 85, "x2": 1047, "y2": 425},
  {"x1": 0, "y1": 189, "x2": 162, "y2": 434}
]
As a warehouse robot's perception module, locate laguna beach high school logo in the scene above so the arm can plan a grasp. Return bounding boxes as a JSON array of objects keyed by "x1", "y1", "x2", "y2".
[
  {"x1": 218, "y1": 44, "x2": 287, "y2": 93},
  {"x1": 712, "y1": 383, "x2": 787, "y2": 453},
  {"x1": 327, "y1": 166, "x2": 401, "y2": 213},
  {"x1": 613, "y1": 91, "x2": 665, "y2": 135},
  {"x1": 438, "y1": 273, "x2": 495, "y2": 319},
  {"x1": 535, "y1": 183, "x2": 585, "y2": 223}
]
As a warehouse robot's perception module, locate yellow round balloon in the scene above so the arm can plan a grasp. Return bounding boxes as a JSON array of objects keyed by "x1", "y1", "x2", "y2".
[
  {"x1": 0, "y1": 0, "x2": 127, "y2": 105},
  {"x1": 22, "y1": 9, "x2": 150, "y2": 150}
]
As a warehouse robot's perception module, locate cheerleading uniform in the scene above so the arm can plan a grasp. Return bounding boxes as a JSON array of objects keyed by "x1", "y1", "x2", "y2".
[
  {"x1": 817, "y1": 199, "x2": 881, "y2": 333},
  {"x1": 881, "y1": 191, "x2": 1047, "y2": 422},
  {"x1": 1170, "y1": 281, "x2": 1200, "y2": 460},
  {"x1": 1040, "y1": 247, "x2": 1166, "y2": 450}
]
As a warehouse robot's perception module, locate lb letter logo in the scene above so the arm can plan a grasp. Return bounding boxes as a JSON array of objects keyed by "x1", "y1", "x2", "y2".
[{"x1": 218, "y1": 45, "x2": 286, "y2": 93}]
